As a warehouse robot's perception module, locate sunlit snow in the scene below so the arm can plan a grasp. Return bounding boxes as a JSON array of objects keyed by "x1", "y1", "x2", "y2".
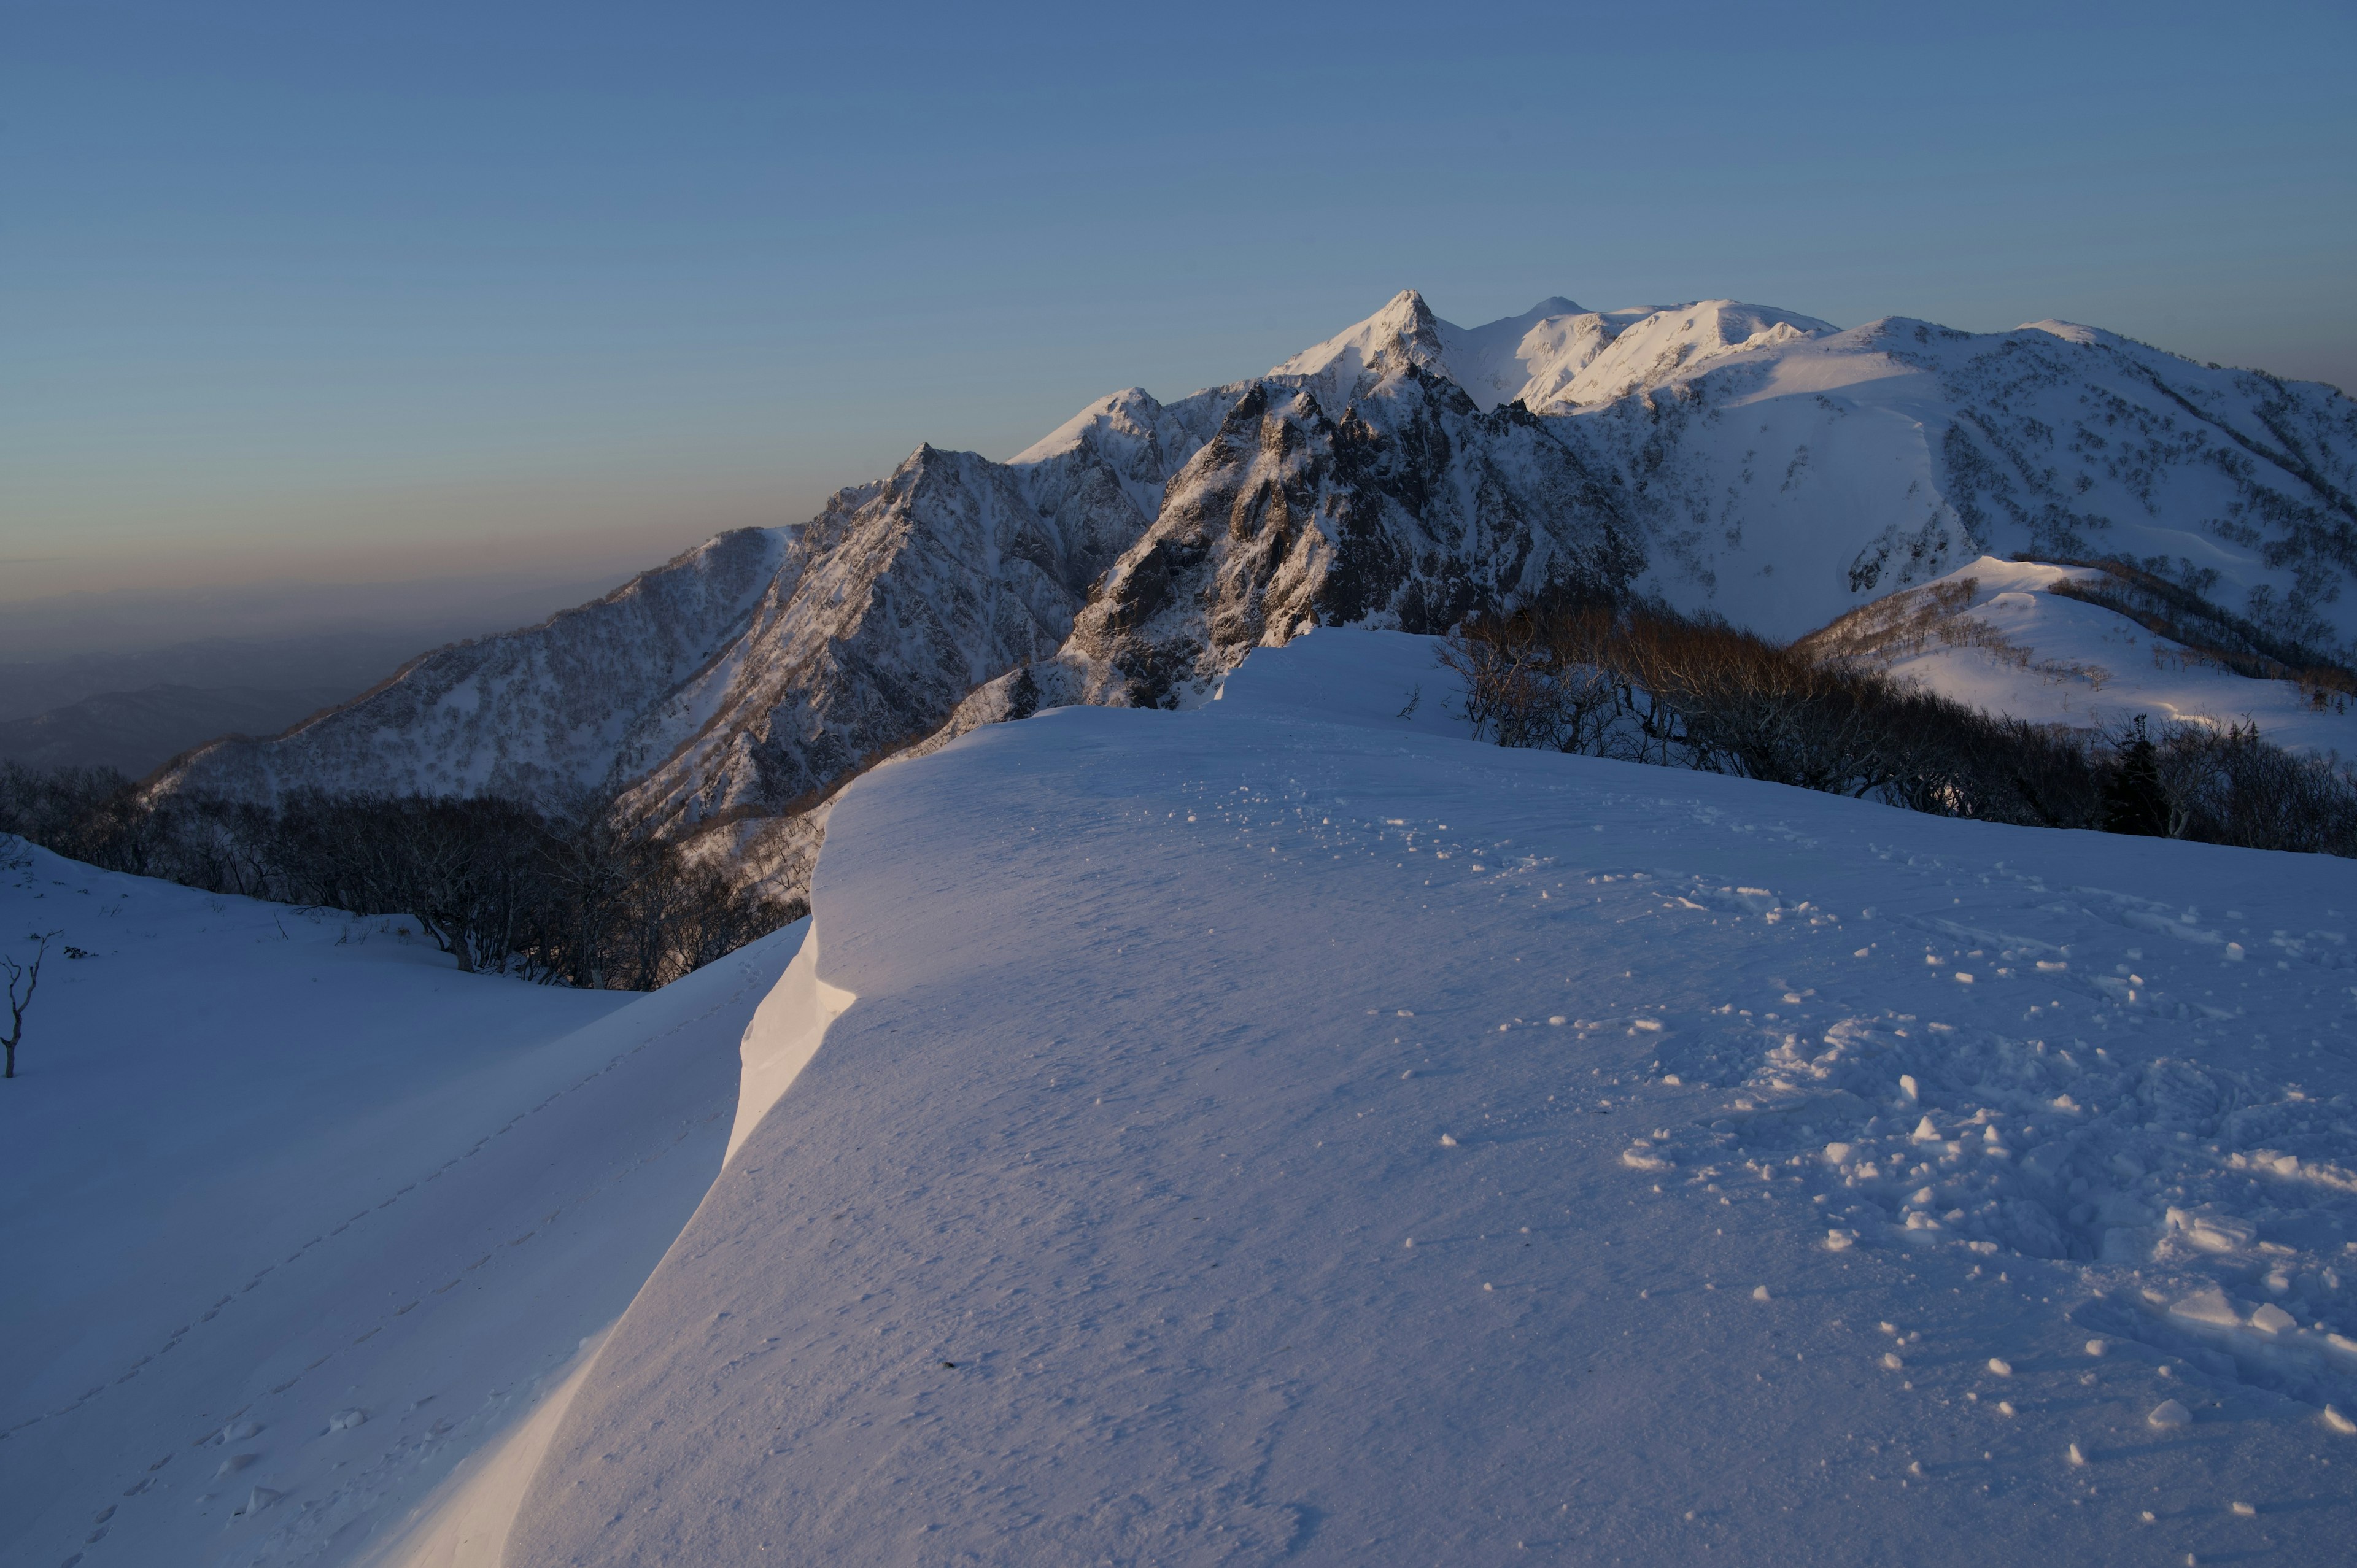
[{"x1": 495, "y1": 631, "x2": 2353, "y2": 1564}]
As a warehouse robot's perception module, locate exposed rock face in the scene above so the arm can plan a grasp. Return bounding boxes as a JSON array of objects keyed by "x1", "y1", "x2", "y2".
[
  {"x1": 618, "y1": 445, "x2": 1106, "y2": 836},
  {"x1": 152, "y1": 286, "x2": 2357, "y2": 905},
  {"x1": 1059, "y1": 356, "x2": 1641, "y2": 709}
]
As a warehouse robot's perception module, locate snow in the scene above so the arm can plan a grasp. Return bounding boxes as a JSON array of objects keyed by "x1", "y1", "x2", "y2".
[
  {"x1": 1821, "y1": 557, "x2": 2357, "y2": 752},
  {"x1": 0, "y1": 836, "x2": 802, "y2": 1567},
  {"x1": 1269, "y1": 292, "x2": 1841, "y2": 419},
  {"x1": 1430, "y1": 295, "x2": 1589, "y2": 411},
  {"x1": 361, "y1": 1334, "x2": 606, "y2": 1568},
  {"x1": 1264, "y1": 287, "x2": 1449, "y2": 407},
  {"x1": 467, "y1": 627, "x2": 2357, "y2": 1564},
  {"x1": 1525, "y1": 299, "x2": 1839, "y2": 412},
  {"x1": 155, "y1": 527, "x2": 791, "y2": 807},
  {"x1": 36, "y1": 285, "x2": 2357, "y2": 1556},
  {"x1": 1565, "y1": 312, "x2": 2357, "y2": 648},
  {"x1": 724, "y1": 920, "x2": 855, "y2": 1164}
]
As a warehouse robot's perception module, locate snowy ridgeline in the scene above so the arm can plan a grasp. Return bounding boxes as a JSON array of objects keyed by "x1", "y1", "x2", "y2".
[
  {"x1": 0, "y1": 833, "x2": 802, "y2": 1568},
  {"x1": 490, "y1": 630, "x2": 2357, "y2": 1566}
]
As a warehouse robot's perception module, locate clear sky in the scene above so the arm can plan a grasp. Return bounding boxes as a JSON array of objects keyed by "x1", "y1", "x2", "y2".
[{"x1": 5, "y1": 0, "x2": 2352, "y2": 641}]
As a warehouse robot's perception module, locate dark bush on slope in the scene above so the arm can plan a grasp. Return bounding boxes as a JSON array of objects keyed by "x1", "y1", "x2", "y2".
[
  {"x1": 0, "y1": 763, "x2": 798, "y2": 988},
  {"x1": 1441, "y1": 600, "x2": 2357, "y2": 857},
  {"x1": 2033, "y1": 556, "x2": 2357, "y2": 711},
  {"x1": 2147, "y1": 720, "x2": 2357, "y2": 853}
]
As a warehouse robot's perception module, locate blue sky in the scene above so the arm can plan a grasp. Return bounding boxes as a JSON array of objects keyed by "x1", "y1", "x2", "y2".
[{"x1": 5, "y1": 0, "x2": 2352, "y2": 634}]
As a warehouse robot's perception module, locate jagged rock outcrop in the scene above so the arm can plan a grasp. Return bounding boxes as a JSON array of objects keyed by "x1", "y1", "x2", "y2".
[
  {"x1": 617, "y1": 444, "x2": 1107, "y2": 836},
  {"x1": 1057, "y1": 351, "x2": 1641, "y2": 709}
]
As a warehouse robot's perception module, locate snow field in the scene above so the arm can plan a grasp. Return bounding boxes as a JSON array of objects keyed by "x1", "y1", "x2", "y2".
[
  {"x1": 0, "y1": 836, "x2": 803, "y2": 1568},
  {"x1": 1838, "y1": 557, "x2": 2357, "y2": 753},
  {"x1": 503, "y1": 630, "x2": 2357, "y2": 1566}
]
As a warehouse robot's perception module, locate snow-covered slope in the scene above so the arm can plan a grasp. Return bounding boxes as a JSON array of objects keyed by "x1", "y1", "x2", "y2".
[
  {"x1": 610, "y1": 440, "x2": 1163, "y2": 857},
  {"x1": 482, "y1": 628, "x2": 2357, "y2": 1565},
  {"x1": 150, "y1": 288, "x2": 2357, "y2": 906},
  {"x1": 0, "y1": 836, "x2": 802, "y2": 1568},
  {"x1": 154, "y1": 528, "x2": 790, "y2": 803},
  {"x1": 1807, "y1": 557, "x2": 2357, "y2": 753},
  {"x1": 1569, "y1": 312, "x2": 2357, "y2": 648}
]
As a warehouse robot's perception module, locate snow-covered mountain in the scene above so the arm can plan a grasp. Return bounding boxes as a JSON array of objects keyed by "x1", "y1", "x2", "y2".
[
  {"x1": 150, "y1": 527, "x2": 789, "y2": 803},
  {"x1": 1050, "y1": 367, "x2": 1639, "y2": 711},
  {"x1": 152, "y1": 289, "x2": 2357, "y2": 893}
]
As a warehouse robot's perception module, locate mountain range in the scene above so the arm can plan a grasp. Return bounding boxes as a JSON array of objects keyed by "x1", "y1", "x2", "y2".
[{"x1": 152, "y1": 290, "x2": 2357, "y2": 897}]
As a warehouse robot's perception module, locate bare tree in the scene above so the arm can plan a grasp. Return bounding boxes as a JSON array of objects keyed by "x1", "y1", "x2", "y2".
[{"x1": 3, "y1": 930, "x2": 57, "y2": 1081}]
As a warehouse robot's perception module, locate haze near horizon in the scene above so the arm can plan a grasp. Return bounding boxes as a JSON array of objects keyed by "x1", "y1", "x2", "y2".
[{"x1": 6, "y1": 0, "x2": 2352, "y2": 655}]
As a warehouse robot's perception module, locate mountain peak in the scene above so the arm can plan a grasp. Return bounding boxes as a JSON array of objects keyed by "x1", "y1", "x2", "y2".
[
  {"x1": 1270, "y1": 291, "x2": 1649, "y2": 413},
  {"x1": 1005, "y1": 387, "x2": 1164, "y2": 468},
  {"x1": 1266, "y1": 290, "x2": 1450, "y2": 400}
]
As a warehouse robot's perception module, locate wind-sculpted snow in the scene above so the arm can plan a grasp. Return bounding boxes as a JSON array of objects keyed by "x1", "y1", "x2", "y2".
[
  {"x1": 499, "y1": 630, "x2": 2357, "y2": 1566},
  {"x1": 0, "y1": 833, "x2": 804, "y2": 1568},
  {"x1": 149, "y1": 287, "x2": 2357, "y2": 910}
]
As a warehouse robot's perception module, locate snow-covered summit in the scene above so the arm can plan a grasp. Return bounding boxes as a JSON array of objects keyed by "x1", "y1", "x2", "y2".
[
  {"x1": 2018, "y1": 319, "x2": 2109, "y2": 347},
  {"x1": 1530, "y1": 298, "x2": 1839, "y2": 409},
  {"x1": 1269, "y1": 290, "x2": 1841, "y2": 415},
  {"x1": 1264, "y1": 287, "x2": 1456, "y2": 411},
  {"x1": 1430, "y1": 293, "x2": 1585, "y2": 408},
  {"x1": 1007, "y1": 387, "x2": 1159, "y2": 466}
]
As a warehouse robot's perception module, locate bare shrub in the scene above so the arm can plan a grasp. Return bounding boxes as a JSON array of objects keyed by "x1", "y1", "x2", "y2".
[
  {"x1": 1446, "y1": 599, "x2": 2109, "y2": 821},
  {"x1": 2150, "y1": 721, "x2": 2357, "y2": 855},
  {"x1": 3, "y1": 930, "x2": 56, "y2": 1080},
  {"x1": 1436, "y1": 601, "x2": 1616, "y2": 754},
  {"x1": 1449, "y1": 595, "x2": 2357, "y2": 858},
  {"x1": 2039, "y1": 557, "x2": 2357, "y2": 700}
]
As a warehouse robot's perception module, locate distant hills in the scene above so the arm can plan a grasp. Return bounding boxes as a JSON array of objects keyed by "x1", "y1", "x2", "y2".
[{"x1": 0, "y1": 684, "x2": 357, "y2": 778}]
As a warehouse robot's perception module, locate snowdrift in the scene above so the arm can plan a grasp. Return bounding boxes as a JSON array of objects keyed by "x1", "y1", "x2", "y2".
[
  {"x1": 0, "y1": 839, "x2": 802, "y2": 1568},
  {"x1": 488, "y1": 629, "x2": 2357, "y2": 1565}
]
